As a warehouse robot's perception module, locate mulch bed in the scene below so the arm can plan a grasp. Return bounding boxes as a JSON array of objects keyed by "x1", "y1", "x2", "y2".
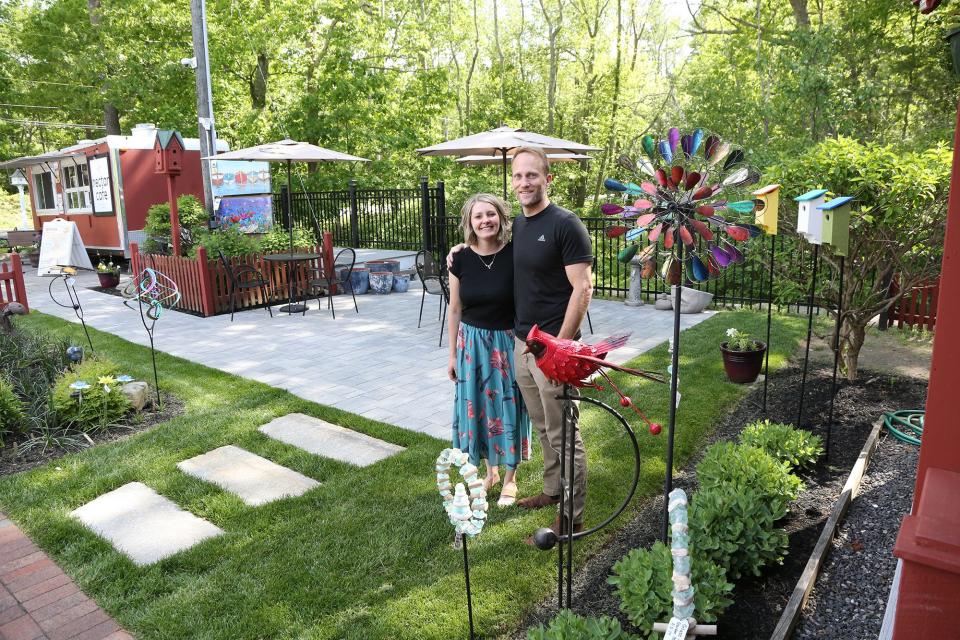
[
  {"x1": 0, "y1": 391, "x2": 184, "y2": 476},
  {"x1": 515, "y1": 364, "x2": 927, "y2": 639}
]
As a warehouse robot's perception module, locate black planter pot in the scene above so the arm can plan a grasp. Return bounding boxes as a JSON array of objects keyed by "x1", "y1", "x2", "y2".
[
  {"x1": 720, "y1": 341, "x2": 767, "y2": 384},
  {"x1": 946, "y1": 27, "x2": 960, "y2": 75}
]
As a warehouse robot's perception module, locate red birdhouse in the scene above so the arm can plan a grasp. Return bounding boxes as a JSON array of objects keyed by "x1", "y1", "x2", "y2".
[{"x1": 153, "y1": 129, "x2": 185, "y2": 175}]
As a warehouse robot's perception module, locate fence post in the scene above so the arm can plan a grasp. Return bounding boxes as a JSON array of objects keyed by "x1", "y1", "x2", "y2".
[
  {"x1": 130, "y1": 242, "x2": 141, "y2": 278},
  {"x1": 10, "y1": 252, "x2": 28, "y2": 312},
  {"x1": 437, "y1": 181, "x2": 448, "y2": 265},
  {"x1": 420, "y1": 176, "x2": 431, "y2": 252},
  {"x1": 195, "y1": 245, "x2": 216, "y2": 317},
  {"x1": 349, "y1": 179, "x2": 360, "y2": 248}
]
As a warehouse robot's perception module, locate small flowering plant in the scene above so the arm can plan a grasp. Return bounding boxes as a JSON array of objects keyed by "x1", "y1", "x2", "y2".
[
  {"x1": 724, "y1": 327, "x2": 763, "y2": 352},
  {"x1": 97, "y1": 260, "x2": 120, "y2": 275}
]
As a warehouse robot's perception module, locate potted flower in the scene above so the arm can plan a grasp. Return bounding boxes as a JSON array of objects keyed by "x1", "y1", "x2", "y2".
[
  {"x1": 720, "y1": 327, "x2": 767, "y2": 383},
  {"x1": 96, "y1": 260, "x2": 121, "y2": 289}
]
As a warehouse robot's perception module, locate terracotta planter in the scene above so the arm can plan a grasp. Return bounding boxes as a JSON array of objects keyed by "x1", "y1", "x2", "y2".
[
  {"x1": 720, "y1": 341, "x2": 767, "y2": 383},
  {"x1": 97, "y1": 272, "x2": 121, "y2": 288},
  {"x1": 24, "y1": 252, "x2": 40, "y2": 267}
]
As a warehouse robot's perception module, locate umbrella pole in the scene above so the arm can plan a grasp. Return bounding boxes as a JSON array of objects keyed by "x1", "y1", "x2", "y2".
[
  {"x1": 501, "y1": 150, "x2": 508, "y2": 200},
  {"x1": 285, "y1": 159, "x2": 297, "y2": 313}
]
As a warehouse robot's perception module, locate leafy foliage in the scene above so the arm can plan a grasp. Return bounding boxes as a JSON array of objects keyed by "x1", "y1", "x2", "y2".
[
  {"x1": 689, "y1": 484, "x2": 790, "y2": 581},
  {"x1": 527, "y1": 610, "x2": 637, "y2": 640},
  {"x1": 608, "y1": 542, "x2": 733, "y2": 638},
  {"x1": 190, "y1": 226, "x2": 259, "y2": 259},
  {"x1": 143, "y1": 195, "x2": 210, "y2": 255},
  {"x1": 52, "y1": 358, "x2": 131, "y2": 433},
  {"x1": 739, "y1": 420, "x2": 823, "y2": 469},
  {"x1": 696, "y1": 442, "x2": 802, "y2": 519},
  {"x1": 0, "y1": 377, "x2": 25, "y2": 444},
  {"x1": 256, "y1": 225, "x2": 315, "y2": 253}
]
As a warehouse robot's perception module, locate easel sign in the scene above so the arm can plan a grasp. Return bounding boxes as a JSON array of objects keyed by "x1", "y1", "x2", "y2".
[
  {"x1": 37, "y1": 219, "x2": 93, "y2": 276},
  {"x1": 88, "y1": 154, "x2": 114, "y2": 216}
]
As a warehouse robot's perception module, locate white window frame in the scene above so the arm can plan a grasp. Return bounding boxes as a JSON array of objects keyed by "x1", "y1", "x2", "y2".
[
  {"x1": 63, "y1": 162, "x2": 92, "y2": 213},
  {"x1": 32, "y1": 170, "x2": 57, "y2": 213}
]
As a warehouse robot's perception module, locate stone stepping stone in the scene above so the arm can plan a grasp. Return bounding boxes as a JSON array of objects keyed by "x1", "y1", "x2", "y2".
[
  {"x1": 71, "y1": 482, "x2": 223, "y2": 566},
  {"x1": 259, "y1": 413, "x2": 405, "y2": 467},
  {"x1": 177, "y1": 445, "x2": 320, "y2": 506}
]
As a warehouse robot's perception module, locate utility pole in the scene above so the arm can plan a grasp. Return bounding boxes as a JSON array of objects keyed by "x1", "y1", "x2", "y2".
[{"x1": 190, "y1": 0, "x2": 217, "y2": 216}]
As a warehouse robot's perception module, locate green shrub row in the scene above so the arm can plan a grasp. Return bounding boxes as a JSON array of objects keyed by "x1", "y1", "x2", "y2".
[{"x1": 530, "y1": 421, "x2": 821, "y2": 638}]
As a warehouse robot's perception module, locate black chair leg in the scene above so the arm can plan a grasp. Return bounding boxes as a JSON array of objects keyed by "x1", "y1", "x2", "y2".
[
  {"x1": 350, "y1": 284, "x2": 358, "y2": 314},
  {"x1": 418, "y1": 288, "x2": 426, "y2": 328},
  {"x1": 229, "y1": 289, "x2": 236, "y2": 322},
  {"x1": 438, "y1": 298, "x2": 447, "y2": 347},
  {"x1": 262, "y1": 285, "x2": 273, "y2": 318},
  {"x1": 329, "y1": 288, "x2": 336, "y2": 320},
  {"x1": 438, "y1": 294, "x2": 443, "y2": 321},
  {"x1": 587, "y1": 310, "x2": 594, "y2": 334}
]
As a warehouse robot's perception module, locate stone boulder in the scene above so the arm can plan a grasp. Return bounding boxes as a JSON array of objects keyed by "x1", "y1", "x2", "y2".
[{"x1": 122, "y1": 381, "x2": 150, "y2": 411}]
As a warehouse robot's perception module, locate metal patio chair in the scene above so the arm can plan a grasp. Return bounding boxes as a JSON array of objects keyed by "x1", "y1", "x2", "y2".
[
  {"x1": 415, "y1": 249, "x2": 450, "y2": 347},
  {"x1": 218, "y1": 250, "x2": 273, "y2": 322},
  {"x1": 308, "y1": 248, "x2": 359, "y2": 320}
]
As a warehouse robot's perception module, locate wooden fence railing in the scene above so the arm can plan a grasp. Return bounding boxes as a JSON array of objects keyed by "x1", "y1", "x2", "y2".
[
  {"x1": 884, "y1": 277, "x2": 940, "y2": 331},
  {"x1": 130, "y1": 234, "x2": 334, "y2": 317},
  {"x1": 0, "y1": 253, "x2": 29, "y2": 312}
]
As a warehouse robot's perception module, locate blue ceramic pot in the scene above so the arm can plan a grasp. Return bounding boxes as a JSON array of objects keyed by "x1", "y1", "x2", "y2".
[
  {"x1": 369, "y1": 271, "x2": 394, "y2": 294},
  {"x1": 341, "y1": 267, "x2": 369, "y2": 294},
  {"x1": 392, "y1": 274, "x2": 410, "y2": 293}
]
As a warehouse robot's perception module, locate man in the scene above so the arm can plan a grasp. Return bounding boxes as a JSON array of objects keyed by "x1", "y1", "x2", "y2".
[{"x1": 509, "y1": 147, "x2": 593, "y2": 540}]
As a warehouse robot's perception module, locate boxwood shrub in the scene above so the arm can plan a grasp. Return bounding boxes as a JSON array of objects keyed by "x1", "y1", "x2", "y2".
[
  {"x1": 53, "y1": 358, "x2": 131, "y2": 432},
  {"x1": 739, "y1": 419, "x2": 824, "y2": 469},
  {"x1": 609, "y1": 541, "x2": 733, "y2": 638}
]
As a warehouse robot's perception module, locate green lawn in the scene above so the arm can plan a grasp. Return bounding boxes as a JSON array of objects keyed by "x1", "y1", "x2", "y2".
[
  {"x1": 0, "y1": 192, "x2": 25, "y2": 231},
  {"x1": 0, "y1": 310, "x2": 807, "y2": 639}
]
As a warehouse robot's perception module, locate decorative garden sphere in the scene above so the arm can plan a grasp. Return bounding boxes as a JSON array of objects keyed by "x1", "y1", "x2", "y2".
[
  {"x1": 533, "y1": 527, "x2": 559, "y2": 550},
  {"x1": 649, "y1": 423, "x2": 663, "y2": 436},
  {"x1": 67, "y1": 346, "x2": 84, "y2": 364}
]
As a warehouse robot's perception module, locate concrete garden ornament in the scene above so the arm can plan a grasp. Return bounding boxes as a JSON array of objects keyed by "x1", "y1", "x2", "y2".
[{"x1": 602, "y1": 127, "x2": 767, "y2": 284}]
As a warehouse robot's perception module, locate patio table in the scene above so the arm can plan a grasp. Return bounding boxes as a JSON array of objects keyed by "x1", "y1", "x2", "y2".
[{"x1": 264, "y1": 252, "x2": 322, "y2": 314}]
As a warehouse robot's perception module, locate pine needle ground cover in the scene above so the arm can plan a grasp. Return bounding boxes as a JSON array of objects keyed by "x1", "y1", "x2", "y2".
[{"x1": 0, "y1": 311, "x2": 806, "y2": 639}]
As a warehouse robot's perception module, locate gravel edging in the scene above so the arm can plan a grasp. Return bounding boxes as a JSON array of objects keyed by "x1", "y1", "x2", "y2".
[{"x1": 792, "y1": 432, "x2": 920, "y2": 639}]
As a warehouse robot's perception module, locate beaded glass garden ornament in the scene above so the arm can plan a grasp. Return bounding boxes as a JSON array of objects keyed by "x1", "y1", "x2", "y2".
[{"x1": 436, "y1": 448, "x2": 489, "y2": 538}]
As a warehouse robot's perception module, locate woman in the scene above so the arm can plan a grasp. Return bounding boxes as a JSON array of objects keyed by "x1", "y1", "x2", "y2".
[{"x1": 448, "y1": 193, "x2": 530, "y2": 507}]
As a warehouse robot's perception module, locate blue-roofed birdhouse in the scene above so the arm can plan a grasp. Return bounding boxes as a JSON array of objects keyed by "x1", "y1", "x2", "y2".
[
  {"x1": 753, "y1": 184, "x2": 780, "y2": 235},
  {"x1": 818, "y1": 196, "x2": 854, "y2": 257},
  {"x1": 795, "y1": 188, "x2": 828, "y2": 244}
]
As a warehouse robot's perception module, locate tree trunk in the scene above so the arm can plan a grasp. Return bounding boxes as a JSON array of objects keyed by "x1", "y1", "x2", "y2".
[
  {"x1": 103, "y1": 104, "x2": 121, "y2": 135},
  {"x1": 839, "y1": 316, "x2": 866, "y2": 381},
  {"x1": 790, "y1": 0, "x2": 810, "y2": 29},
  {"x1": 250, "y1": 53, "x2": 269, "y2": 109}
]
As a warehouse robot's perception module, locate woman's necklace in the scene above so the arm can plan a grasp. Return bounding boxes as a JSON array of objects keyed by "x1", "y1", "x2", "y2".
[{"x1": 474, "y1": 244, "x2": 502, "y2": 270}]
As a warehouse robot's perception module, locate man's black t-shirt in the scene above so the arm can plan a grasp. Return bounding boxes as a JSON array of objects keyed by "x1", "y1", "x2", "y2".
[
  {"x1": 513, "y1": 203, "x2": 593, "y2": 340},
  {"x1": 449, "y1": 242, "x2": 515, "y2": 330}
]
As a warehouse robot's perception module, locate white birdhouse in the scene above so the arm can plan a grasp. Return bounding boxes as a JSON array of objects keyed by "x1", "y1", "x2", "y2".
[{"x1": 794, "y1": 188, "x2": 828, "y2": 244}]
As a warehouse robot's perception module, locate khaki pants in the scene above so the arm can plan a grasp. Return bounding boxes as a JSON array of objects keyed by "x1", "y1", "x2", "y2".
[{"x1": 514, "y1": 337, "x2": 587, "y2": 525}]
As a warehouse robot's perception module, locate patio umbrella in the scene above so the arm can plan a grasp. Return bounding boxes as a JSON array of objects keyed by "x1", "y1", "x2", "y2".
[
  {"x1": 455, "y1": 153, "x2": 592, "y2": 166},
  {"x1": 416, "y1": 126, "x2": 602, "y2": 198},
  {"x1": 205, "y1": 139, "x2": 369, "y2": 312}
]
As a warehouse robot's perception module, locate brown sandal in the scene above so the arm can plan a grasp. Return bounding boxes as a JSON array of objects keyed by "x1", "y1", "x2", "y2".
[{"x1": 517, "y1": 492, "x2": 561, "y2": 510}]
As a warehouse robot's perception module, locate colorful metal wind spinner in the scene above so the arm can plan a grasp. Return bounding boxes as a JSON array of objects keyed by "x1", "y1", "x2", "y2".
[{"x1": 603, "y1": 128, "x2": 765, "y2": 283}]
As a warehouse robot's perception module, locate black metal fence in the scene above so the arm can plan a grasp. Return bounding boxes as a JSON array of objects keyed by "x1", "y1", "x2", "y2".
[{"x1": 276, "y1": 182, "x2": 868, "y2": 313}]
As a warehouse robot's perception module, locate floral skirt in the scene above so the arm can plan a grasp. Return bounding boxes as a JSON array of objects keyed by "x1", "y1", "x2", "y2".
[{"x1": 452, "y1": 322, "x2": 531, "y2": 470}]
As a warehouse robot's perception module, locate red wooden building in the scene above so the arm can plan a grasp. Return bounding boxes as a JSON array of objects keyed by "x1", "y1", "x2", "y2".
[{"x1": 0, "y1": 123, "x2": 228, "y2": 257}]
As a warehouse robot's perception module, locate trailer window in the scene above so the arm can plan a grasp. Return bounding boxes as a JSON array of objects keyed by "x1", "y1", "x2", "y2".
[
  {"x1": 64, "y1": 164, "x2": 91, "y2": 211},
  {"x1": 33, "y1": 171, "x2": 56, "y2": 210}
]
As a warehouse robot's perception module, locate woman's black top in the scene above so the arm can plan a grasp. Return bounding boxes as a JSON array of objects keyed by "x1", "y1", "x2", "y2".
[{"x1": 449, "y1": 242, "x2": 515, "y2": 331}]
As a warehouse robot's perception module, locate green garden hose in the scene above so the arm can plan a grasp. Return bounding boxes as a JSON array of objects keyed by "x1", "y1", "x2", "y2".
[{"x1": 882, "y1": 410, "x2": 924, "y2": 445}]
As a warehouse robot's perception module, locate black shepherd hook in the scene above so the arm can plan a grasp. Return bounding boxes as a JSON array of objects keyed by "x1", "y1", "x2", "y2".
[
  {"x1": 48, "y1": 271, "x2": 94, "y2": 352},
  {"x1": 532, "y1": 389, "x2": 641, "y2": 610}
]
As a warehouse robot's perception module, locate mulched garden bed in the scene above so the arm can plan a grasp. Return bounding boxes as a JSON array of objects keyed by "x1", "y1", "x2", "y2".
[
  {"x1": 515, "y1": 364, "x2": 927, "y2": 639},
  {"x1": 0, "y1": 391, "x2": 184, "y2": 476}
]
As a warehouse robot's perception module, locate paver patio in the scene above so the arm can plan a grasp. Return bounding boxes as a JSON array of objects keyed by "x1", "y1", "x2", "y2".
[{"x1": 22, "y1": 269, "x2": 712, "y2": 440}]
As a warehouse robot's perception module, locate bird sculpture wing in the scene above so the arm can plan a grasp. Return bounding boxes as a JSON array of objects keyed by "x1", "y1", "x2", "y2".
[
  {"x1": 565, "y1": 352, "x2": 666, "y2": 383},
  {"x1": 587, "y1": 333, "x2": 631, "y2": 357}
]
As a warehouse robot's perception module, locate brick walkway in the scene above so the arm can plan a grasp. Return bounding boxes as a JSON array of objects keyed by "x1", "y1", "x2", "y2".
[{"x1": 0, "y1": 515, "x2": 132, "y2": 640}]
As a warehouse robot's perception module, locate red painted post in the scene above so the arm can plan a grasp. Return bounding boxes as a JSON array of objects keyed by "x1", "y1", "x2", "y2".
[
  {"x1": 10, "y1": 253, "x2": 28, "y2": 312},
  {"x1": 322, "y1": 231, "x2": 336, "y2": 295},
  {"x1": 130, "y1": 242, "x2": 141, "y2": 278},
  {"x1": 195, "y1": 245, "x2": 215, "y2": 317},
  {"x1": 167, "y1": 174, "x2": 181, "y2": 257},
  {"x1": 892, "y1": 103, "x2": 960, "y2": 637}
]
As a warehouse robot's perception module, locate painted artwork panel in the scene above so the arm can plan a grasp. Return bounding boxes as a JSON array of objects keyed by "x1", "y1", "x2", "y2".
[
  {"x1": 215, "y1": 194, "x2": 274, "y2": 233},
  {"x1": 210, "y1": 160, "x2": 271, "y2": 198}
]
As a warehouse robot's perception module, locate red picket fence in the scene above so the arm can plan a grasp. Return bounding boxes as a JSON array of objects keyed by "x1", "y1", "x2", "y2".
[
  {"x1": 0, "y1": 253, "x2": 29, "y2": 312},
  {"x1": 886, "y1": 277, "x2": 940, "y2": 331},
  {"x1": 129, "y1": 237, "x2": 334, "y2": 317}
]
